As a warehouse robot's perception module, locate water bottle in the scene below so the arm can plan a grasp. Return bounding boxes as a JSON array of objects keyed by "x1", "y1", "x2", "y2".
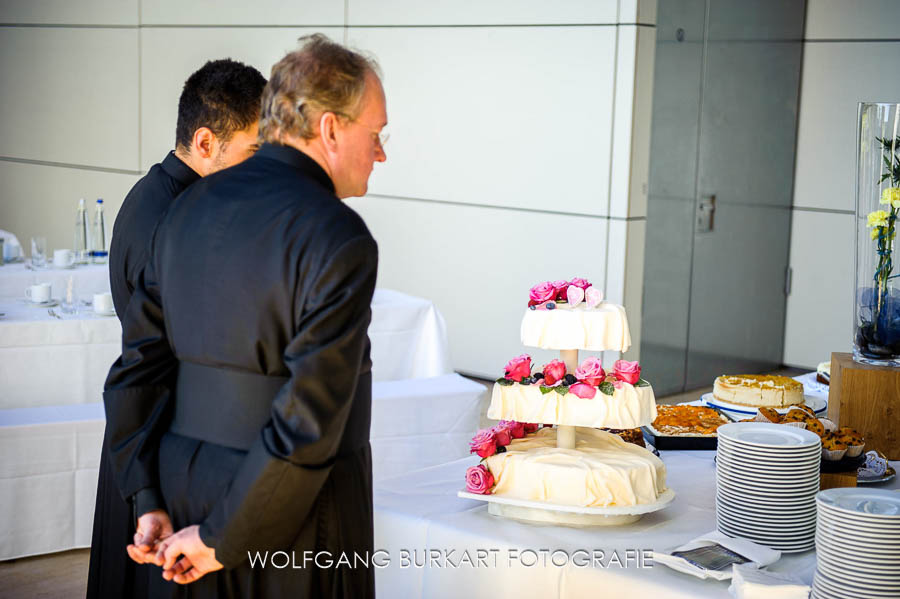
[
  {"x1": 74, "y1": 198, "x2": 89, "y2": 264},
  {"x1": 90, "y1": 198, "x2": 108, "y2": 264}
]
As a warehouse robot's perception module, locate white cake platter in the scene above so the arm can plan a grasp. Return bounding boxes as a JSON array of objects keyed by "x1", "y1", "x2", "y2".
[
  {"x1": 700, "y1": 393, "x2": 826, "y2": 418},
  {"x1": 457, "y1": 488, "x2": 675, "y2": 526}
]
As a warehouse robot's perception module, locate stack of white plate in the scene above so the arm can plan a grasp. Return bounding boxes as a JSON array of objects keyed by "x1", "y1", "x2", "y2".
[
  {"x1": 813, "y1": 488, "x2": 900, "y2": 599},
  {"x1": 715, "y1": 422, "x2": 821, "y2": 552}
]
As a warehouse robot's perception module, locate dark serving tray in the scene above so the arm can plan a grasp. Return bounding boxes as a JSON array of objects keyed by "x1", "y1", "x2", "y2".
[{"x1": 642, "y1": 427, "x2": 719, "y2": 450}]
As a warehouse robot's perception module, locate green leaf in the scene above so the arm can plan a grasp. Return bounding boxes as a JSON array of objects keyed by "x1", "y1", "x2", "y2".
[
  {"x1": 540, "y1": 385, "x2": 554, "y2": 394},
  {"x1": 554, "y1": 385, "x2": 569, "y2": 396},
  {"x1": 599, "y1": 381, "x2": 615, "y2": 396},
  {"x1": 496, "y1": 377, "x2": 513, "y2": 386},
  {"x1": 636, "y1": 378, "x2": 651, "y2": 387}
]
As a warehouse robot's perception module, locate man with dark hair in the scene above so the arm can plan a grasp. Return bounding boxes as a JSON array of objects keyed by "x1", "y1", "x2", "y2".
[
  {"x1": 87, "y1": 58, "x2": 266, "y2": 599},
  {"x1": 103, "y1": 34, "x2": 385, "y2": 597}
]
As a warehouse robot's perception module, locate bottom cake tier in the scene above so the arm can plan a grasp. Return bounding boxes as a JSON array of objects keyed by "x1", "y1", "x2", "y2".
[{"x1": 482, "y1": 427, "x2": 667, "y2": 508}]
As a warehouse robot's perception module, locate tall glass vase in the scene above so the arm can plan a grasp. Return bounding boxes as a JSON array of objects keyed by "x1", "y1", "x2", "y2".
[{"x1": 854, "y1": 102, "x2": 900, "y2": 367}]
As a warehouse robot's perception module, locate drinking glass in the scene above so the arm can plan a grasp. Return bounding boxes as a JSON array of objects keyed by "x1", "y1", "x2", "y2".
[{"x1": 31, "y1": 236, "x2": 47, "y2": 268}]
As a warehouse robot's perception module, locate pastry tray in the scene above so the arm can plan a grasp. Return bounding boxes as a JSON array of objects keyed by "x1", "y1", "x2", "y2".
[{"x1": 641, "y1": 425, "x2": 719, "y2": 450}]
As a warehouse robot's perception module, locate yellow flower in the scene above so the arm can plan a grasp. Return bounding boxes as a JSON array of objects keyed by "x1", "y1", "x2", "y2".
[
  {"x1": 868, "y1": 210, "x2": 889, "y2": 228},
  {"x1": 881, "y1": 187, "x2": 900, "y2": 208},
  {"x1": 871, "y1": 227, "x2": 880, "y2": 240}
]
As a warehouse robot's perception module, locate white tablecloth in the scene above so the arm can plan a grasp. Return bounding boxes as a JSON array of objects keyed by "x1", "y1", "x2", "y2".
[
  {"x1": 0, "y1": 288, "x2": 453, "y2": 410},
  {"x1": 0, "y1": 261, "x2": 111, "y2": 299},
  {"x1": 0, "y1": 374, "x2": 484, "y2": 560},
  {"x1": 372, "y1": 451, "x2": 900, "y2": 599}
]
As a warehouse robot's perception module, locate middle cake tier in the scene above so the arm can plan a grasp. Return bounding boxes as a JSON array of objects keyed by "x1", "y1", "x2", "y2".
[{"x1": 487, "y1": 380, "x2": 657, "y2": 429}]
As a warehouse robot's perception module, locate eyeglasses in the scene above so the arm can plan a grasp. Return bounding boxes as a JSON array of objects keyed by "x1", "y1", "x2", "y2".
[{"x1": 333, "y1": 111, "x2": 389, "y2": 148}]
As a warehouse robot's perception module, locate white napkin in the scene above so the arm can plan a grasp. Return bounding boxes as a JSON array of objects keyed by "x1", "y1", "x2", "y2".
[
  {"x1": 653, "y1": 530, "x2": 781, "y2": 580},
  {"x1": 728, "y1": 563, "x2": 810, "y2": 599},
  {"x1": 0, "y1": 229, "x2": 21, "y2": 260}
]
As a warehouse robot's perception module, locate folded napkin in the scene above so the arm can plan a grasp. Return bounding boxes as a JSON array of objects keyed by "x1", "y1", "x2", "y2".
[
  {"x1": 858, "y1": 450, "x2": 889, "y2": 478},
  {"x1": 728, "y1": 563, "x2": 810, "y2": 599},
  {"x1": 653, "y1": 530, "x2": 781, "y2": 580},
  {"x1": 0, "y1": 229, "x2": 21, "y2": 261}
]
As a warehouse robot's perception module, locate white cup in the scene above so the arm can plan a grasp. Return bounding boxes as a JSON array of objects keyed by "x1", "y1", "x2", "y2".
[
  {"x1": 53, "y1": 249, "x2": 76, "y2": 268},
  {"x1": 26, "y1": 282, "x2": 52, "y2": 303},
  {"x1": 93, "y1": 292, "x2": 114, "y2": 314}
]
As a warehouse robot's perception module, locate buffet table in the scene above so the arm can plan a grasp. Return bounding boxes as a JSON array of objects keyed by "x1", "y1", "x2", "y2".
[
  {"x1": 0, "y1": 287, "x2": 453, "y2": 410},
  {"x1": 372, "y1": 450, "x2": 900, "y2": 599},
  {"x1": 0, "y1": 262, "x2": 111, "y2": 300}
]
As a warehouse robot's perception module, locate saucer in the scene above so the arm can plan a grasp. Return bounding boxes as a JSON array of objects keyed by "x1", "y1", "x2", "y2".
[
  {"x1": 25, "y1": 298, "x2": 59, "y2": 307},
  {"x1": 93, "y1": 308, "x2": 116, "y2": 317}
]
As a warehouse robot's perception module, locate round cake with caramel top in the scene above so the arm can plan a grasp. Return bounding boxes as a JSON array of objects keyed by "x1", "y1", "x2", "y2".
[{"x1": 713, "y1": 374, "x2": 804, "y2": 408}]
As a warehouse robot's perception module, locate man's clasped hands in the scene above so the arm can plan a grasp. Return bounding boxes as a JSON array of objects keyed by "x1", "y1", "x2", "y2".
[{"x1": 127, "y1": 510, "x2": 223, "y2": 584}]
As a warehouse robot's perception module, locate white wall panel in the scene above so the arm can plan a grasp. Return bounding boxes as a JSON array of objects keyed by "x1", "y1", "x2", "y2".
[
  {"x1": 793, "y1": 42, "x2": 900, "y2": 212},
  {"x1": 140, "y1": 27, "x2": 334, "y2": 170},
  {"x1": 783, "y1": 211, "x2": 854, "y2": 368},
  {"x1": 806, "y1": 0, "x2": 900, "y2": 40},
  {"x1": 606, "y1": 218, "x2": 645, "y2": 362},
  {"x1": 352, "y1": 26, "x2": 616, "y2": 216},
  {"x1": 0, "y1": 0, "x2": 137, "y2": 25},
  {"x1": 348, "y1": 0, "x2": 617, "y2": 26},
  {"x1": 346, "y1": 196, "x2": 609, "y2": 378},
  {"x1": 0, "y1": 161, "x2": 139, "y2": 254},
  {"x1": 610, "y1": 26, "x2": 655, "y2": 218},
  {"x1": 618, "y1": 0, "x2": 658, "y2": 25},
  {"x1": 0, "y1": 28, "x2": 139, "y2": 170},
  {"x1": 141, "y1": 1, "x2": 342, "y2": 26}
]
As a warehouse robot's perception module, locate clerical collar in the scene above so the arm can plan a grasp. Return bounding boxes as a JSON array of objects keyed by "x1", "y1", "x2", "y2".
[
  {"x1": 255, "y1": 143, "x2": 336, "y2": 194},
  {"x1": 160, "y1": 152, "x2": 201, "y2": 188}
]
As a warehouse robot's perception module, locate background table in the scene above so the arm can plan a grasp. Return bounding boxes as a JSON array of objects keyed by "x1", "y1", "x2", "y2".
[
  {"x1": 0, "y1": 262, "x2": 111, "y2": 300},
  {"x1": 372, "y1": 450, "x2": 900, "y2": 599}
]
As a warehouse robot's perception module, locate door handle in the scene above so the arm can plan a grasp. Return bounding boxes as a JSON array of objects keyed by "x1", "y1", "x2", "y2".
[{"x1": 696, "y1": 195, "x2": 716, "y2": 233}]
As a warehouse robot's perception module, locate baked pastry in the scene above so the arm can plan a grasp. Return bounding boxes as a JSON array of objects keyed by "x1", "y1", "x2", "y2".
[
  {"x1": 793, "y1": 404, "x2": 816, "y2": 417},
  {"x1": 601, "y1": 428, "x2": 646, "y2": 447},
  {"x1": 713, "y1": 375, "x2": 804, "y2": 408},
  {"x1": 781, "y1": 409, "x2": 808, "y2": 424},
  {"x1": 837, "y1": 428, "x2": 865, "y2": 457},
  {"x1": 754, "y1": 407, "x2": 782, "y2": 424},
  {"x1": 802, "y1": 417, "x2": 825, "y2": 438},
  {"x1": 821, "y1": 433, "x2": 848, "y2": 461},
  {"x1": 650, "y1": 405, "x2": 729, "y2": 436}
]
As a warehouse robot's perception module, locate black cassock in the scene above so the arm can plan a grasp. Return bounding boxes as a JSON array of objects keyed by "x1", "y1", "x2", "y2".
[
  {"x1": 88, "y1": 152, "x2": 199, "y2": 599},
  {"x1": 103, "y1": 143, "x2": 378, "y2": 598}
]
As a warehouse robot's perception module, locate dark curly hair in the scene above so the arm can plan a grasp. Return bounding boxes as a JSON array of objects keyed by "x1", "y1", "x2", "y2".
[{"x1": 175, "y1": 59, "x2": 267, "y2": 151}]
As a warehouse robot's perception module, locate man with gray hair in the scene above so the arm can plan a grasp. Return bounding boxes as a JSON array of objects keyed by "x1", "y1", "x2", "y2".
[{"x1": 103, "y1": 34, "x2": 386, "y2": 597}]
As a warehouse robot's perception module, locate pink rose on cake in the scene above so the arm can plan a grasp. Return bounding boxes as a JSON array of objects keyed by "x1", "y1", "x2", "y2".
[
  {"x1": 575, "y1": 357, "x2": 606, "y2": 386},
  {"x1": 613, "y1": 360, "x2": 641, "y2": 385},
  {"x1": 569, "y1": 382, "x2": 597, "y2": 399},
  {"x1": 491, "y1": 424, "x2": 512, "y2": 447},
  {"x1": 466, "y1": 464, "x2": 495, "y2": 494},
  {"x1": 541, "y1": 359, "x2": 567, "y2": 386},
  {"x1": 568, "y1": 277, "x2": 591, "y2": 290},
  {"x1": 552, "y1": 280, "x2": 569, "y2": 301},
  {"x1": 504, "y1": 354, "x2": 532, "y2": 382},
  {"x1": 528, "y1": 281, "x2": 556, "y2": 305},
  {"x1": 523, "y1": 422, "x2": 540, "y2": 434},
  {"x1": 469, "y1": 429, "x2": 497, "y2": 458},
  {"x1": 500, "y1": 420, "x2": 526, "y2": 439}
]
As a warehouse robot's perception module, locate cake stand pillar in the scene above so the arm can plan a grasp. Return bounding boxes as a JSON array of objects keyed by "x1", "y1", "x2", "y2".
[{"x1": 557, "y1": 349, "x2": 580, "y2": 450}]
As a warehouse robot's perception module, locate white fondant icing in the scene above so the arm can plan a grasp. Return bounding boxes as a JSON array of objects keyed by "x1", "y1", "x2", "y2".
[
  {"x1": 487, "y1": 380, "x2": 657, "y2": 429},
  {"x1": 520, "y1": 303, "x2": 631, "y2": 351}
]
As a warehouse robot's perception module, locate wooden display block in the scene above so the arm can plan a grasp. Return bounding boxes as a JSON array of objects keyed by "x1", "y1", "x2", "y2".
[
  {"x1": 819, "y1": 470, "x2": 857, "y2": 491},
  {"x1": 828, "y1": 352, "x2": 900, "y2": 459}
]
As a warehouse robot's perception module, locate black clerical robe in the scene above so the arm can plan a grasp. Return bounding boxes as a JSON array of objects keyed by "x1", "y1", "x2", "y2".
[
  {"x1": 88, "y1": 152, "x2": 199, "y2": 599},
  {"x1": 104, "y1": 143, "x2": 378, "y2": 598}
]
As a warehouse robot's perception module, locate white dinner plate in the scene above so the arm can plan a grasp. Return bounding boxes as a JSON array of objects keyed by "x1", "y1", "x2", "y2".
[
  {"x1": 716, "y1": 441, "x2": 822, "y2": 457},
  {"x1": 716, "y1": 516, "x2": 815, "y2": 539},
  {"x1": 817, "y1": 488, "x2": 900, "y2": 518},
  {"x1": 717, "y1": 492, "x2": 818, "y2": 513},
  {"x1": 815, "y1": 539, "x2": 900, "y2": 566},
  {"x1": 715, "y1": 500, "x2": 816, "y2": 524},
  {"x1": 815, "y1": 531, "x2": 900, "y2": 557},
  {"x1": 816, "y1": 511, "x2": 900, "y2": 537},
  {"x1": 817, "y1": 506, "x2": 900, "y2": 529},
  {"x1": 816, "y1": 543, "x2": 900, "y2": 580},
  {"x1": 716, "y1": 476, "x2": 820, "y2": 497},
  {"x1": 715, "y1": 461, "x2": 820, "y2": 483},
  {"x1": 813, "y1": 569, "x2": 900, "y2": 597},
  {"x1": 717, "y1": 422, "x2": 821, "y2": 448},
  {"x1": 702, "y1": 392, "x2": 827, "y2": 416}
]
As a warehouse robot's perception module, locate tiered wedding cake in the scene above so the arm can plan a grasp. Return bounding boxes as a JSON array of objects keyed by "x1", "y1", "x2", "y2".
[{"x1": 460, "y1": 278, "x2": 673, "y2": 525}]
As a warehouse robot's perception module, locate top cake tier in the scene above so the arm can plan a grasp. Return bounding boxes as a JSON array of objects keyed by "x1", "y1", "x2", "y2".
[{"x1": 520, "y1": 303, "x2": 631, "y2": 351}]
